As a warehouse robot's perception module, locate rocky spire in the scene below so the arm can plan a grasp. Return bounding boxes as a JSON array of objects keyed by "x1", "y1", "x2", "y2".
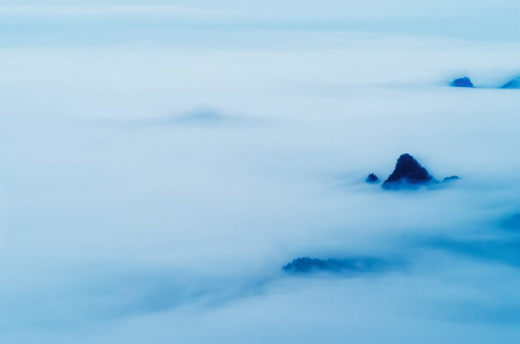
[{"x1": 382, "y1": 154, "x2": 434, "y2": 189}]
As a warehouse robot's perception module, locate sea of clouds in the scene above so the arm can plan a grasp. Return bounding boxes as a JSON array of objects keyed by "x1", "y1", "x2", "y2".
[{"x1": 0, "y1": 2, "x2": 519, "y2": 343}]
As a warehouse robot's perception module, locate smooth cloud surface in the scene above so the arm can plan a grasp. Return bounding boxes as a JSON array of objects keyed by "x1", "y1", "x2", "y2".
[{"x1": 0, "y1": 2, "x2": 519, "y2": 343}]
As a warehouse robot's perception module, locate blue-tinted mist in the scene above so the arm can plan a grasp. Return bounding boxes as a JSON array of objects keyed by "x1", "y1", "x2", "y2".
[{"x1": 0, "y1": 2, "x2": 520, "y2": 344}]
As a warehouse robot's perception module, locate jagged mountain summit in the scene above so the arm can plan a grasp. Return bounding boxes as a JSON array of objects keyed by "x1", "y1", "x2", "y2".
[
  {"x1": 381, "y1": 154, "x2": 434, "y2": 189},
  {"x1": 501, "y1": 77, "x2": 520, "y2": 89},
  {"x1": 450, "y1": 77, "x2": 474, "y2": 88},
  {"x1": 365, "y1": 173, "x2": 380, "y2": 184}
]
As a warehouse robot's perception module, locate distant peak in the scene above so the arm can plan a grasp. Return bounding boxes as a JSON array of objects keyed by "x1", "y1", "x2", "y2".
[
  {"x1": 450, "y1": 77, "x2": 474, "y2": 88},
  {"x1": 501, "y1": 77, "x2": 520, "y2": 89},
  {"x1": 381, "y1": 154, "x2": 434, "y2": 189},
  {"x1": 365, "y1": 173, "x2": 380, "y2": 184}
]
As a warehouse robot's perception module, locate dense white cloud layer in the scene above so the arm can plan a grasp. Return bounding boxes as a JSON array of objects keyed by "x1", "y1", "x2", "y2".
[{"x1": 0, "y1": 3, "x2": 519, "y2": 343}]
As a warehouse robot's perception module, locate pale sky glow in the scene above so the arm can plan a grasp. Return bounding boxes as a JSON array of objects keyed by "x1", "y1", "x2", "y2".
[
  {"x1": 0, "y1": 1, "x2": 517, "y2": 48},
  {"x1": 0, "y1": 5, "x2": 223, "y2": 18},
  {"x1": 0, "y1": 1, "x2": 515, "y2": 19},
  {"x1": 0, "y1": 1, "x2": 518, "y2": 35}
]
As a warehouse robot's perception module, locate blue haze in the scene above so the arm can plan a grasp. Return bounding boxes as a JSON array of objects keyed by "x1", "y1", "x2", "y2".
[{"x1": 0, "y1": 1, "x2": 519, "y2": 343}]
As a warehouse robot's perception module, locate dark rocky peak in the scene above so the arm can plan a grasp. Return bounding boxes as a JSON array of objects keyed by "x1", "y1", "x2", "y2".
[
  {"x1": 282, "y1": 257, "x2": 395, "y2": 275},
  {"x1": 450, "y1": 77, "x2": 474, "y2": 88},
  {"x1": 443, "y1": 175, "x2": 460, "y2": 182},
  {"x1": 366, "y1": 173, "x2": 380, "y2": 184},
  {"x1": 381, "y1": 154, "x2": 434, "y2": 189},
  {"x1": 501, "y1": 77, "x2": 520, "y2": 89}
]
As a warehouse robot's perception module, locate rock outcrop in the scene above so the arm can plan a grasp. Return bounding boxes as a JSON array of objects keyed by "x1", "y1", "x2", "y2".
[
  {"x1": 381, "y1": 154, "x2": 434, "y2": 189},
  {"x1": 283, "y1": 257, "x2": 392, "y2": 274},
  {"x1": 450, "y1": 77, "x2": 474, "y2": 88},
  {"x1": 365, "y1": 173, "x2": 380, "y2": 184},
  {"x1": 501, "y1": 77, "x2": 520, "y2": 89},
  {"x1": 443, "y1": 175, "x2": 460, "y2": 182}
]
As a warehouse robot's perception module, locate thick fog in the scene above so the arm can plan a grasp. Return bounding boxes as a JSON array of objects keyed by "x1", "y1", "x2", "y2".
[{"x1": 0, "y1": 2, "x2": 520, "y2": 343}]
